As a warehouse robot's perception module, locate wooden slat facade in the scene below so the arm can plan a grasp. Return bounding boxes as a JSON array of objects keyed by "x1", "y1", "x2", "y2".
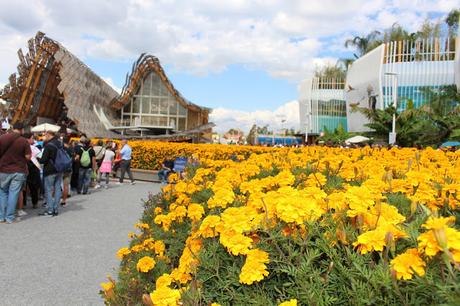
[
  {"x1": 1, "y1": 32, "x2": 212, "y2": 140},
  {"x1": 0, "y1": 32, "x2": 119, "y2": 138}
]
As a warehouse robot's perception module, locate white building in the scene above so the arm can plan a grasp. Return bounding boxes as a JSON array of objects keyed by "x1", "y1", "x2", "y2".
[
  {"x1": 346, "y1": 35, "x2": 460, "y2": 132},
  {"x1": 299, "y1": 77, "x2": 347, "y2": 140},
  {"x1": 299, "y1": 32, "x2": 460, "y2": 136}
]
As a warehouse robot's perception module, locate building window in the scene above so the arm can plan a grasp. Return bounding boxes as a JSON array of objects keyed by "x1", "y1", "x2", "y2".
[{"x1": 121, "y1": 72, "x2": 189, "y2": 131}]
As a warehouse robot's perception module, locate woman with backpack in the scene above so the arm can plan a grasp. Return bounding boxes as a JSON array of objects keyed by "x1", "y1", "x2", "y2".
[{"x1": 96, "y1": 143, "x2": 115, "y2": 189}]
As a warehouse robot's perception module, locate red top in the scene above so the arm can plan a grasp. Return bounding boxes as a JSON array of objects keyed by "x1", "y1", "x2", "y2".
[{"x1": 0, "y1": 132, "x2": 31, "y2": 174}]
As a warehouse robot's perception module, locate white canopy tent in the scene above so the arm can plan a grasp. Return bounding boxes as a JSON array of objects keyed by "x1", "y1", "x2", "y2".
[
  {"x1": 345, "y1": 135, "x2": 370, "y2": 144},
  {"x1": 31, "y1": 123, "x2": 73, "y2": 134},
  {"x1": 31, "y1": 123, "x2": 61, "y2": 133}
]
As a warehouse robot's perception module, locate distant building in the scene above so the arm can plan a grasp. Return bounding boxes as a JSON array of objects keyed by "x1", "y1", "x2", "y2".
[
  {"x1": 223, "y1": 129, "x2": 244, "y2": 144},
  {"x1": 299, "y1": 32, "x2": 460, "y2": 136},
  {"x1": 0, "y1": 32, "x2": 213, "y2": 141},
  {"x1": 299, "y1": 77, "x2": 347, "y2": 142}
]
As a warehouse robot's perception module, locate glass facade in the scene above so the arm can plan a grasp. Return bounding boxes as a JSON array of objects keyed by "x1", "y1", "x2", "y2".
[
  {"x1": 306, "y1": 78, "x2": 348, "y2": 134},
  {"x1": 121, "y1": 72, "x2": 187, "y2": 131},
  {"x1": 317, "y1": 99, "x2": 347, "y2": 132}
]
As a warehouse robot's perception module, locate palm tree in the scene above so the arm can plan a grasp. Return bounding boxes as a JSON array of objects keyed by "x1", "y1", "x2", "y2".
[
  {"x1": 383, "y1": 23, "x2": 411, "y2": 42},
  {"x1": 352, "y1": 85, "x2": 460, "y2": 146},
  {"x1": 337, "y1": 58, "x2": 355, "y2": 70},
  {"x1": 445, "y1": 9, "x2": 460, "y2": 38},
  {"x1": 314, "y1": 64, "x2": 346, "y2": 79},
  {"x1": 344, "y1": 31, "x2": 381, "y2": 58}
]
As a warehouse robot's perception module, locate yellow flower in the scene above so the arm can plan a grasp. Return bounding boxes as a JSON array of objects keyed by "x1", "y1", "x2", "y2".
[
  {"x1": 136, "y1": 256, "x2": 156, "y2": 273},
  {"x1": 135, "y1": 222, "x2": 150, "y2": 230},
  {"x1": 156, "y1": 273, "x2": 173, "y2": 288},
  {"x1": 100, "y1": 281, "x2": 114, "y2": 292},
  {"x1": 116, "y1": 247, "x2": 131, "y2": 260},
  {"x1": 198, "y1": 215, "x2": 221, "y2": 238},
  {"x1": 353, "y1": 229, "x2": 386, "y2": 254},
  {"x1": 422, "y1": 216, "x2": 455, "y2": 230},
  {"x1": 390, "y1": 248, "x2": 426, "y2": 280},
  {"x1": 149, "y1": 286, "x2": 181, "y2": 306},
  {"x1": 207, "y1": 188, "x2": 235, "y2": 209},
  {"x1": 279, "y1": 299, "x2": 298, "y2": 306},
  {"x1": 239, "y1": 249, "x2": 270, "y2": 285},
  {"x1": 220, "y1": 229, "x2": 252, "y2": 256},
  {"x1": 187, "y1": 203, "x2": 205, "y2": 222},
  {"x1": 154, "y1": 240, "x2": 166, "y2": 256}
]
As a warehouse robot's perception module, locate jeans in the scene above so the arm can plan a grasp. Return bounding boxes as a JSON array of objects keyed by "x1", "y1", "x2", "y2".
[
  {"x1": 0, "y1": 172, "x2": 27, "y2": 222},
  {"x1": 158, "y1": 169, "x2": 171, "y2": 183},
  {"x1": 78, "y1": 168, "x2": 92, "y2": 194},
  {"x1": 119, "y1": 160, "x2": 134, "y2": 183},
  {"x1": 44, "y1": 173, "x2": 63, "y2": 214},
  {"x1": 98, "y1": 172, "x2": 110, "y2": 185}
]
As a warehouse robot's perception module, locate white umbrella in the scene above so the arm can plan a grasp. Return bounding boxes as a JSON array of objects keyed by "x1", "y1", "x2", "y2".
[
  {"x1": 345, "y1": 135, "x2": 370, "y2": 144},
  {"x1": 31, "y1": 123, "x2": 61, "y2": 133}
]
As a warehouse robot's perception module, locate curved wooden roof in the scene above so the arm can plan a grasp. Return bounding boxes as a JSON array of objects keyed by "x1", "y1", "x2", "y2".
[
  {"x1": 111, "y1": 53, "x2": 210, "y2": 114},
  {"x1": 0, "y1": 31, "x2": 119, "y2": 138}
]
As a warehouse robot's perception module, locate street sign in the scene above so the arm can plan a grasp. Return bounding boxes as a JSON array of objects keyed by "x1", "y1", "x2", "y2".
[{"x1": 389, "y1": 132, "x2": 397, "y2": 145}]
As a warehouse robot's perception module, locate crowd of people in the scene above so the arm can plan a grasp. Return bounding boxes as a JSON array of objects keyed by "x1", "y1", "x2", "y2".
[{"x1": 0, "y1": 123, "x2": 135, "y2": 224}]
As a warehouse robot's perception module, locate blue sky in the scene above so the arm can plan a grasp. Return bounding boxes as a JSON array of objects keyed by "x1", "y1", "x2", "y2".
[
  {"x1": 0, "y1": 0, "x2": 458, "y2": 132},
  {"x1": 86, "y1": 58, "x2": 298, "y2": 111}
]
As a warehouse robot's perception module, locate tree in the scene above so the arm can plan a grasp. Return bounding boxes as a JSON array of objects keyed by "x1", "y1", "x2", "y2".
[
  {"x1": 319, "y1": 123, "x2": 350, "y2": 146},
  {"x1": 344, "y1": 30, "x2": 382, "y2": 58},
  {"x1": 315, "y1": 64, "x2": 346, "y2": 80},
  {"x1": 256, "y1": 125, "x2": 270, "y2": 135},
  {"x1": 445, "y1": 9, "x2": 460, "y2": 37},
  {"x1": 352, "y1": 85, "x2": 460, "y2": 147},
  {"x1": 416, "y1": 19, "x2": 442, "y2": 39},
  {"x1": 247, "y1": 124, "x2": 257, "y2": 145},
  {"x1": 337, "y1": 58, "x2": 355, "y2": 70},
  {"x1": 383, "y1": 23, "x2": 412, "y2": 42}
]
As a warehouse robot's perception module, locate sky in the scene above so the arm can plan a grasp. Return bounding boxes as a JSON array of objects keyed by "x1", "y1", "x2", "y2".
[{"x1": 0, "y1": 0, "x2": 459, "y2": 133}]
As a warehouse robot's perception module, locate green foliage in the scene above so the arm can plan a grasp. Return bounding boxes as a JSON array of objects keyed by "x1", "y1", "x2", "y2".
[
  {"x1": 353, "y1": 85, "x2": 460, "y2": 147},
  {"x1": 319, "y1": 123, "x2": 351, "y2": 146},
  {"x1": 108, "y1": 194, "x2": 192, "y2": 305}
]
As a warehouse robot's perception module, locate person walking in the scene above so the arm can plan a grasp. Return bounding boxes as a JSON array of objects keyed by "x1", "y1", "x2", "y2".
[
  {"x1": 118, "y1": 139, "x2": 135, "y2": 185},
  {"x1": 97, "y1": 143, "x2": 115, "y2": 189},
  {"x1": 75, "y1": 139, "x2": 96, "y2": 194},
  {"x1": 39, "y1": 131, "x2": 64, "y2": 216},
  {"x1": 0, "y1": 123, "x2": 31, "y2": 223}
]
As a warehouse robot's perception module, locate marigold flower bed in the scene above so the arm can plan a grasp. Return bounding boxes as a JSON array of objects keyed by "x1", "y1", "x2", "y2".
[{"x1": 102, "y1": 146, "x2": 460, "y2": 305}]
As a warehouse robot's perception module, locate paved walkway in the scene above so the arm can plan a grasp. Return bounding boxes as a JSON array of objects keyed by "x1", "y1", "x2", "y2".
[{"x1": 0, "y1": 181, "x2": 160, "y2": 306}]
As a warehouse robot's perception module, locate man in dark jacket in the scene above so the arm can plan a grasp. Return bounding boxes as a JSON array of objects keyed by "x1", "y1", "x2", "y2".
[
  {"x1": 39, "y1": 131, "x2": 63, "y2": 216},
  {"x1": 0, "y1": 122, "x2": 31, "y2": 223}
]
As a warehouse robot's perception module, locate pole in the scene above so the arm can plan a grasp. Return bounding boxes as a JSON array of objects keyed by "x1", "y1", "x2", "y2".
[
  {"x1": 392, "y1": 75, "x2": 397, "y2": 136},
  {"x1": 385, "y1": 72, "x2": 398, "y2": 145}
]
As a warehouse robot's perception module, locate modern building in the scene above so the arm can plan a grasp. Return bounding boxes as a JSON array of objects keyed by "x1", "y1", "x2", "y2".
[
  {"x1": 299, "y1": 32, "x2": 460, "y2": 137},
  {"x1": 0, "y1": 32, "x2": 212, "y2": 141},
  {"x1": 346, "y1": 35, "x2": 460, "y2": 132},
  {"x1": 299, "y1": 77, "x2": 347, "y2": 142}
]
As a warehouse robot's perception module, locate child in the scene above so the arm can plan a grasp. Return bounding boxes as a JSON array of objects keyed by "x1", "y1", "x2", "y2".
[{"x1": 97, "y1": 144, "x2": 115, "y2": 189}]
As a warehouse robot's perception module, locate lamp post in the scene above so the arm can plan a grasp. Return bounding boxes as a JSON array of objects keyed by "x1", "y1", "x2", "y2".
[
  {"x1": 305, "y1": 112, "x2": 311, "y2": 145},
  {"x1": 385, "y1": 72, "x2": 398, "y2": 145}
]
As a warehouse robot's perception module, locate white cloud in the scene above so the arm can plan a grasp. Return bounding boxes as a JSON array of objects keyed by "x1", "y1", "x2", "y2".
[
  {"x1": 0, "y1": 0, "x2": 458, "y2": 85},
  {"x1": 210, "y1": 100, "x2": 299, "y2": 134}
]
